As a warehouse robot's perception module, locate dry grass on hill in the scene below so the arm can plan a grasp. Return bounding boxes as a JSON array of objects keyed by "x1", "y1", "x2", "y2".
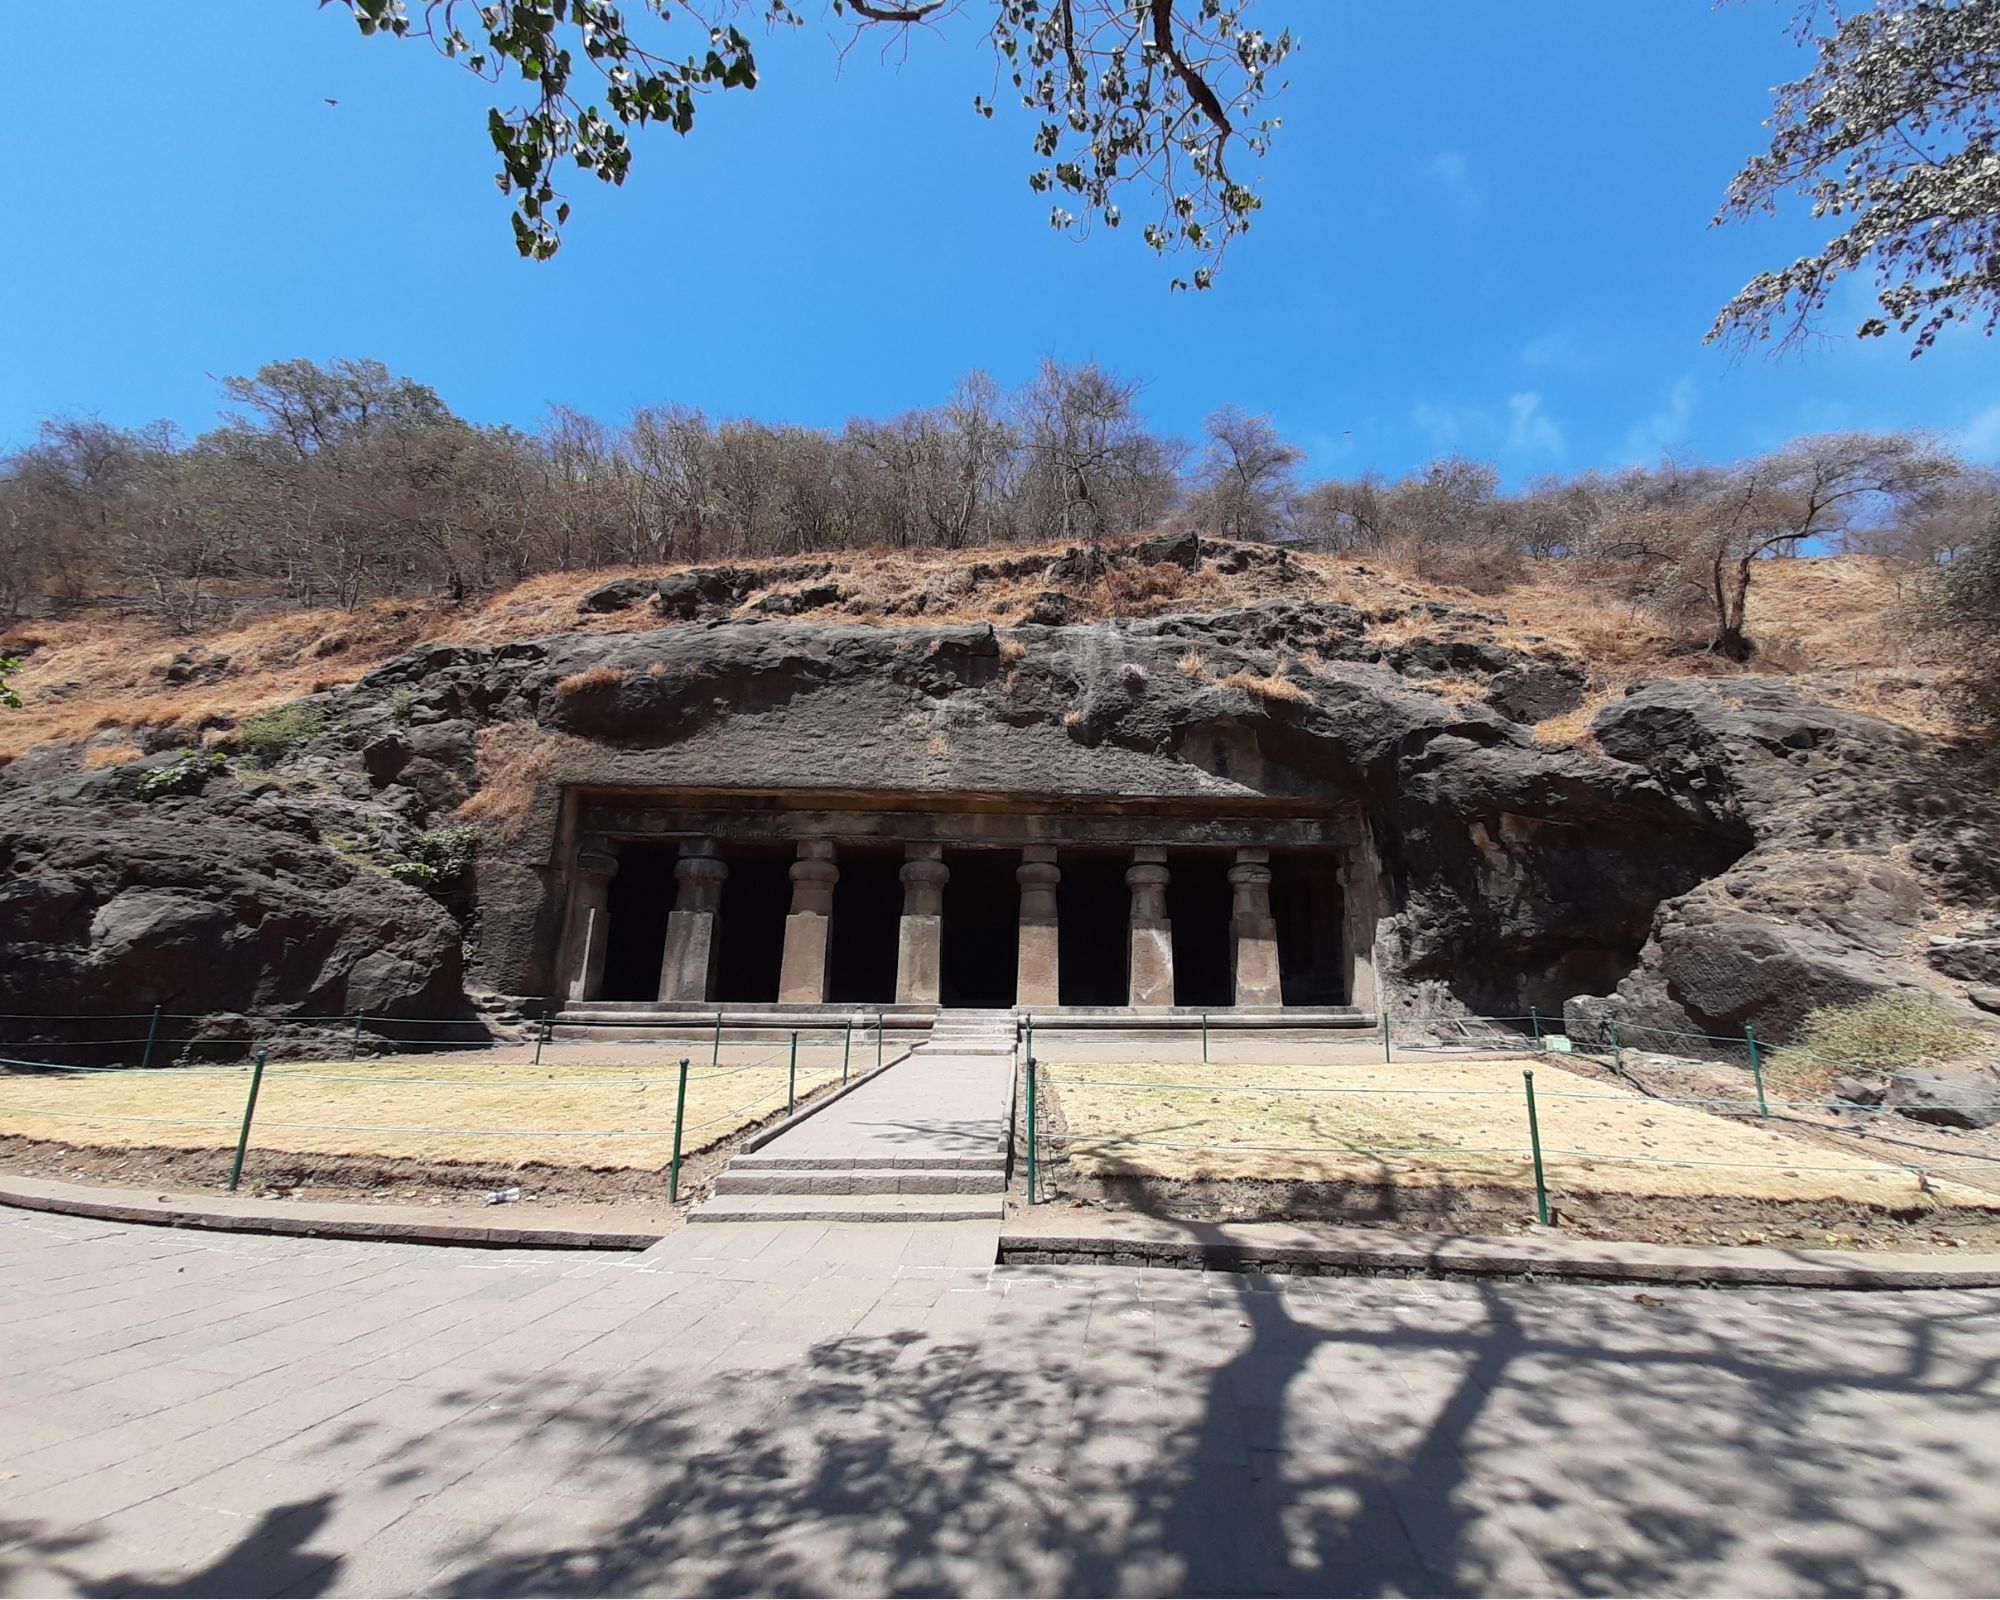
[{"x1": 0, "y1": 544, "x2": 1949, "y2": 764}]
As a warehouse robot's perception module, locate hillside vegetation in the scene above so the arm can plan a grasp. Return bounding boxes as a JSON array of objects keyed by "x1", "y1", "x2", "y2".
[
  {"x1": 3, "y1": 356, "x2": 1993, "y2": 762},
  {"x1": 0, "y1": 540, "x2": 1948, "y2": 769}
]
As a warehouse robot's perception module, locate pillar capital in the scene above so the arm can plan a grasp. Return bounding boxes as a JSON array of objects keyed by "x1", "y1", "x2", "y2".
[{"x1": 575, "y1": 849, "x2": 620, "y2": 880}]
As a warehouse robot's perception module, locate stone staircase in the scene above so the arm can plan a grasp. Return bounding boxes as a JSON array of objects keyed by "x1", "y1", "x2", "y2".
[
  {"x1": 690, "y1": 1017, "x2": 1015, "y2": 1225},
  {"x1": 912, "y1": 1008, "x2": 1019, "y2": 1057}
]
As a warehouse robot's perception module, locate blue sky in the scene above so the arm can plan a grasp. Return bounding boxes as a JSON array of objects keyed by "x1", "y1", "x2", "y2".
[{"x1": 5, "y1": 1, "x2": 1995, "y2": 485}]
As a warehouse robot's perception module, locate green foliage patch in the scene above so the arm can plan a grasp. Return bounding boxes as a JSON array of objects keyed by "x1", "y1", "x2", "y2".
[
  {"x1": 235, "y1": 703, "x2": 328, "y2": 766},
  {"x1": 131, "y1": 750, "x2": 227, "y2": 800},
  {"x1": 385, "y1": 824, "x2": 479, "y2": 893}
]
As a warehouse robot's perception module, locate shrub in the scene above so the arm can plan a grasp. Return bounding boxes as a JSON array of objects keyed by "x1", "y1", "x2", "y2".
[
  {"x1": 1177, "y1": 649, "x2": 1207, "y2": 677},
  {"x1": 997, "y1": 636, "x2": 1027, "y2": 663},
  {"x1": 1791, "y1": 995, "x2": 1984, "y2": 1074},
  {"x1": 235, "y1": 703, "x2": 327, "y2": 765},
  {"x1": 389, "y1": 688, "x2": 417, "y2": 726},
  {"x1": 131, "y1": 750, "x2": 227, "y2": 800},
  {"x1": 385, "y1": 824, "x2": 480, "y2": 893},
  {"x1": 0, "y1": 654, "x2": 21, "y2": 711}
]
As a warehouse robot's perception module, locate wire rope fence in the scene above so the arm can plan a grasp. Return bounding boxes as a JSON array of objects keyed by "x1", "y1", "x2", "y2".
[
  {"x1": 0, "y1": 1010, "x2": 907, "y2": 1197},
  {"x1": 1021, "y1": 1009, "x2": 2000, "y2": 1222}
]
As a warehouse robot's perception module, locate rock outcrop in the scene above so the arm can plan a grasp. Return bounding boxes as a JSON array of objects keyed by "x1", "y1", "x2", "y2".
[{"x1": 3, "y1": 574, "x2": 1994, "y2": 1044}]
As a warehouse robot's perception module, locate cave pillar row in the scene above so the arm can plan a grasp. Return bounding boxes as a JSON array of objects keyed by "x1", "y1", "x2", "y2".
[
  {"x1": 1127, "y1": 846, "x2": 1174, "y2": 1009},
  {"x1": 557, "y1": 844, "x2": 619, "y2": 1003},
  {"x1": 1015, "y1": 845, "x2": 1061, "y2": 1008},
  {"x1": 657, "y1": 839, "x2": 728, "y2": 1003},
  {"x1": 1229, "y1": 847, "x2": 1283, "y2": 1008},
  {"x1": 1339, "y1": 836, "x2": 1387, "y2": 1015},
  {"x1": 896, "y1": 844, "x2": 949, "y2": 1006},
  {"x1": 778, "y1": 841, "x2": 838, "y2": 1004}
]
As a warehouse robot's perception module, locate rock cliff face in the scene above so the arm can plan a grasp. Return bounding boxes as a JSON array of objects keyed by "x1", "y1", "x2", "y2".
[{"x1": 2, "y1": 555, "x2": 1994, "y2": 1040}]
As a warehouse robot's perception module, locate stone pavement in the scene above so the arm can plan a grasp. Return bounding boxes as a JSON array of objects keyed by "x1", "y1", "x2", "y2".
[{"x1": 5, "y1": 1209, "x2": 2000, "y2": 1596}]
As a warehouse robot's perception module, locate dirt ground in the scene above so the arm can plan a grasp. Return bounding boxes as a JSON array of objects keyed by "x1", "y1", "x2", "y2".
[
  {"x1": 1038, "y1": 1055, "x2": 1998, "y2": 1210},
  {"x1": 0, "y1": 1042, "x2": 856, "y2": 1170}
]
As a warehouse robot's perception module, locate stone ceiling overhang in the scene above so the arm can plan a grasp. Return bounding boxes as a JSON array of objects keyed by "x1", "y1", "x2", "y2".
[{"x1": 572, "y1": 785, "x2": 1362, "y2": 851}]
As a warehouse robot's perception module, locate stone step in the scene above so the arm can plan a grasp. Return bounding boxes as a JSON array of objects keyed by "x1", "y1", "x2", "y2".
[
  {"x1": 690, "y1": 1193, "x2": 1003, "y2": 1225},
  {"x1": 712, "y1": 1167, "x2": 1004, "y2": 1197},
  {"x1": 729, "y1": 1152, "x2": 999, "y2": 1171}
]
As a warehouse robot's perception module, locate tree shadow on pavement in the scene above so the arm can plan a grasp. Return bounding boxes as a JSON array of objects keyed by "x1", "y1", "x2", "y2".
[{"x1": 4, "y1": 1258, "x2": 1998, "y2": 1596}]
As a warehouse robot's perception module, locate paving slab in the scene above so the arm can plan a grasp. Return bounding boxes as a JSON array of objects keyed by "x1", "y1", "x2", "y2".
[{"x1": 6, "y1": 1208, "x2": 1999, "y2": 1596}]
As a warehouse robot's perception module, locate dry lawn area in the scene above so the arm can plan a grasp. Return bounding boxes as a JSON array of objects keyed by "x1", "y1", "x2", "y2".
[
  {"x1": 0, "y1": 1046, "x2": 851, "y2": 1169},
  {"x1": 1045, "y1": 1056, "x2": 1992, "y2": 1207}
]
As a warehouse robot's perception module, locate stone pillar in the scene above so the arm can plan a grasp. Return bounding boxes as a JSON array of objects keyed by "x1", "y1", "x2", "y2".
[
  {"x1": 895, "y1": 844, "x2": 949, "y2": 1005},
  {"x1": 1016, "y1": 846, "x2": 1061, "y2": 1008},
  {"x1": 1339, "y1": 842, "x2": 1385, "y2": 1015},
  {"x1": 1229, "y1": 847, "x2": 1283, "y2": 1008},
  {"x1": 1127, "y1": 846, "x2": 1174, "y2": 1008},
  {"x1": 777, "y1": 841, "x2": 838, "y2": 1004},
  {"x1": 558, "y1": 846, "x2": 619, "y2": 1003},
  {"x1": 657, "y1": 839, "x2": 727, "y2": 1003}
]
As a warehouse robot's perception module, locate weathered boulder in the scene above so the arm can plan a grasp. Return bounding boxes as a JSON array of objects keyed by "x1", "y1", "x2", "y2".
[
  {"x1": 0, "y1": 780, "x2": 464, "y2": 1019},
  {"x1": 1886, "y1": 1067, "x2": 2000, "y2": 1130},
  {"x1": 1565, "y1": 679, "x2": 1999, "y2": 1042},
  {"x1": 1484, "y1": 662, "x2": 1586, "y2": 725}
]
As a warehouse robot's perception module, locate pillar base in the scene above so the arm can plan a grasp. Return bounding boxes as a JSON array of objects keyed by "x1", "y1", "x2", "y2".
[
  {"x1": 659, "y1": 909, "x2": 718, "y2": 1003},
  {"x1": 1017, "y1": 921, "x2": 1060, "y2": 1007},
  {"x1": 897, "y1": 914, "x2": 943, "y2": 1005},
  {"x1": 1233, "y1": 915, "x2": 1283, "y2": 1007},
  {"x1": 778, "y1": 913, "x2": 832, "y2": 1004},
  {"x1": 1129, "y1": 921, "x2": 1175, "y2": 1008}
]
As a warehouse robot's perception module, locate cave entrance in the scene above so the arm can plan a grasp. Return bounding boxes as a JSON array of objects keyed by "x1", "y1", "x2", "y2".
[
  {"x1": 1167, "y1": 850, "x2": 1233, "y2": 1008},
  {"x1": 712, "y1": 844, "x2": 792, "y2": 1004},
  {"x1": 940, "y1": 849, "x2": 1020, "y2": 1009},
  {"x1": 828, "y1": 846, "x2": 903, "y2": 1006},
  {"x1": 1058, "y1": 850, "x2": 1129, "y2": 1007},
  {"x1": 1274, "y1": 850, "x2": 1347, "y2": 1006},
  {"x1": 600, "y1": 841, "x2": 678, "y2": 1001}
]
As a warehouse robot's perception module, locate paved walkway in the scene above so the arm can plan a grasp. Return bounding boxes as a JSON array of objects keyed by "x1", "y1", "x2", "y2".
[
  {"x1": 693, "y1": 1049, "x2": 1012, "y2": 1222},
  {"x1": 5, "y1": 1209, "x2": 2000, "y2": 1596}
]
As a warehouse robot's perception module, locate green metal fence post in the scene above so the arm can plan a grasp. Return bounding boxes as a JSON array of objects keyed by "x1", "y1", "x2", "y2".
[
  {"x1": 1609, "y1": 1018, "x2": 1622, "y2": 1071},
  {"x1": 1381, "y1": 1010, "x2": 1392, "y2": 1064},
  {"x1": 227, "y1": 1050, "x2": 269, "y2": 1193},
  {"x1": 1201, "y1": 1012, "x2": 1209, "y2": 1065},
  {"x1": 141, "y1": 1005, "x2": 163, "y2": 1071},
  {"x1": 533, "y1": 1016, "x2": 548, "y2": 1067},
  {"x1": 1024, "y1": 1014, "x2": 1033, "y2": 1066},
  {"x1": 1531, "y1": 1005, "x2": 1543, "y2": 1051},
  {"x1": 1025, "y1": 1056, "x2": 1038, "y2": 1206},
  {"x1": 712, "y1": 1011, "x2": 723, "y2": 1067},
  {"x1": 1522, "y1": 1068, "x2": 1550, "y2": 1226},
  {"x1": 842, "y1": 1019, "x2": 852, "y2": 1084},
  {"x1": 1746, "y1": 1025, "x2": 1769, "y2": 1118},
  {"x1": 668, "y1": 1057, "x2": 690, "y2": 1204},
  {"x1": 876, "y1": 1010, "x2": 884, "y2": 1071},
  {"x1": 788, "y1": 1031, "x2": 798, "y2": 1116}
]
